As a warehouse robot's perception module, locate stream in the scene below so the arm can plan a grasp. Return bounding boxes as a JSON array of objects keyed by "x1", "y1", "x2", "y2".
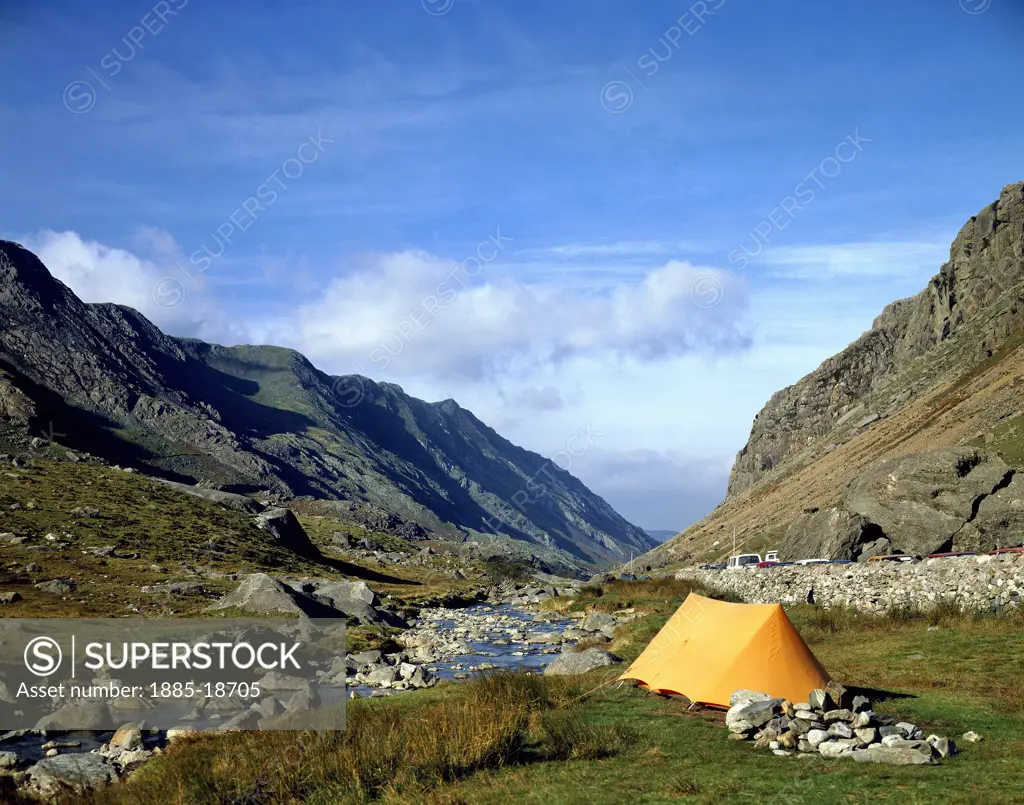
[{"x1": 350, "y1": 601, "x2": 581, "y2": 696}]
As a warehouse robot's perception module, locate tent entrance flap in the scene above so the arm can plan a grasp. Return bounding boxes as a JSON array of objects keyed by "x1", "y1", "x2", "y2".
[{"x1": 618, "y1": 593, "x2": 829, "y2": 708}]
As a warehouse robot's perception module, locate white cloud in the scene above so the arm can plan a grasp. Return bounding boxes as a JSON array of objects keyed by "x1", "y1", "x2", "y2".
[
  {"x1": 517, "y1": 240, "x2": 706, "y2": 259},
  {"x1": 132, "y1": 225, "x2": 180, "y2": 257},
  {"x1": 21, "y1": 229, "x2": 245, "y2": 345},
  {"x1": 501, "y1": 385, "x2": 570, "y2": 412},
  {"x1": 762, "y1": 240, "x2": 948, "y2": 280},
  {"x1": 291, "y1": 251, "x2": 749, "y2": 382}
]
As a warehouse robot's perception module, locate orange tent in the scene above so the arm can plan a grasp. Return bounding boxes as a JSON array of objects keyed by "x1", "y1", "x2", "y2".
[{"x1": 619, "y1": 593, "x2": 829, "y2": 707}]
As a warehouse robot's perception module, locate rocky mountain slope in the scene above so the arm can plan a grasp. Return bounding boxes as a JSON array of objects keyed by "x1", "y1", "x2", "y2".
[
  {"x1": 645, "y1": 181, "x2": 1024, "y2": 566},
  {"x1": 0, "y1": 242, "x2": 654, "y2": 573}
]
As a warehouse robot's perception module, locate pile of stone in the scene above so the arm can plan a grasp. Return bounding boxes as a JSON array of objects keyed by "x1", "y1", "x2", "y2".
[
  {"x1": 726, "y1": 682, "x2": 963, "y2": 765},
  {"x1": 329, "y1": 649, "x2": 438, "y2": 692}
]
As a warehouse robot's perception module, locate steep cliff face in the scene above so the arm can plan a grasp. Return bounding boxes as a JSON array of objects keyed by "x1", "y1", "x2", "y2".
[
  {"x1": 641, "y1": 181, "x2": 1024, "y2": 568},
  {"x1": 728, "y1": 182, "x2": 1024, "y2": 496},
  {"x1": 0, "y1": 242, "x2": 654, "y2": 572}
]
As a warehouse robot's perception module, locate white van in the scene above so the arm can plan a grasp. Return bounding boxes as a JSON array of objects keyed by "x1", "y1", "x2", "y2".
[
  {"x1": 764, "y1": 550, "x2": 779, "y2": 563},
  {"x1": 727, "y1": 553, "x2": 762, "y2": 569}
]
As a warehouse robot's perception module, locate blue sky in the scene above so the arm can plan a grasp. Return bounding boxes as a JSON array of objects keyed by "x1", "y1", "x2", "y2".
[{"x1": 2, "y1": 0, "x2": 1023, "y2": 531}]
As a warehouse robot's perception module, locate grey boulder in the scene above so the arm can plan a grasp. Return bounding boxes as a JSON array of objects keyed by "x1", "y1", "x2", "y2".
[
  {"x1": 254, "y1": 508, "x2": 321, "y2": 558},
  {"x1": 34, "y1": 701, "x2": 112, "y2": 730},
  {"x1": 846, "y1": 447, "x2": 1017, "y2": 556},
  {"x1": 580, "y1": 611, "x2": 616, "y2": 632},
  {"x1": 543, "y1": 648, "x2": 621, "y2": 676},
  {"x1": 729, "y1": 689, "x2": 773, "y2": 707},
  {"x1": 209, "y1": 573, "x2": 343, "y2": 617},
  {"x1": 726, "y1": 698, "x2": 784, "y2": 732},
  {"x1": 26, "y1": 754, "x2": 116, "y2": 798},
  {"x1": 852, "y1": 746, "x2": 936, "y2": 765}
]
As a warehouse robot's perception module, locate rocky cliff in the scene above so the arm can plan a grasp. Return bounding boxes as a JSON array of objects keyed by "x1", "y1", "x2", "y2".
[
  {"x1": 729, "y1": 182, "x2": 1024, "y2": 495},
  {"x1": 0, "y1": 241, "x2": 654, "y2": 572},
  {"x1": 644, "y1": 182, "x2": 1024, "y2": 567}
]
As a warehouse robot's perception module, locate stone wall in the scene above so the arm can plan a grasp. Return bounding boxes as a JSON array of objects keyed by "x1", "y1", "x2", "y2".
[{"x1": 675, "y1": 554, "x2": 1024, "y2": 612}]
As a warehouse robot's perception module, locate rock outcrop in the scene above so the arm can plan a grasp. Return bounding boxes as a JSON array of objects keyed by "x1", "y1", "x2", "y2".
[
  {"x1": 778, "y1": 447, "x2": 1021, "y2": 560},
  {"x1": 253, "y1": 508, "x2": 321, "y2": 559},
  {"x1": 208, "y1": 573, "x2": 345, "y2": 618},
  {"x1": 845, "y1": 447, "x2": 1018, "y2": 556}
]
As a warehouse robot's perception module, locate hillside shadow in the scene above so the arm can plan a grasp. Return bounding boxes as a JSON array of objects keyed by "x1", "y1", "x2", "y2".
[
  {"x1": 317, "y1": 555, "x2": 419, "y2": 586},
  {"x1": 157, "y1": 351, "x2": 315, "y2": 439},
  {"x1": 0, "y1": 359, "x2": 187, "y2": 474}
]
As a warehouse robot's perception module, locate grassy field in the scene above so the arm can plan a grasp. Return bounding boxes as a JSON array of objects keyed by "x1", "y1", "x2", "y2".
[
  {"x1": 0, "y1": 458, "x2": 487, "y2": 621},
  {"x1": 26, "y1": 578, "x2": 1020, "y2": 805}
]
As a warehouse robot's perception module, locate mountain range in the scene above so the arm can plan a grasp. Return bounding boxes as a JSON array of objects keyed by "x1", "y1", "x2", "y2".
[{"x1": 0, "y1": 241, "x2": 655, "y2": 573}]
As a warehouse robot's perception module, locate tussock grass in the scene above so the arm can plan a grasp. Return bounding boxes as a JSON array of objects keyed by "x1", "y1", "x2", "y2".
[
  {"x1": 69, "y1": 672, "x2": 621, "y2": 805},
  {"x1": 77, "y1": 701, "x2": 528, "y2": 804},
  {"x1": 539, "y1": 711, "x2": 635, "y2": 760},
  {"x1": 468, "y1": 669, "x2": 582, "y2": 712},
  {"x1": 573, "y1": 634, "x2": 616, "y2": 651}
]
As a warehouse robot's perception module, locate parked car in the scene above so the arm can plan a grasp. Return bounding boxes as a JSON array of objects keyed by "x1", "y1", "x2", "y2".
[
  {"x1": 757, "y1": 560, "x2": 778, "y2": 568},
  {"x1": 794, "y1": 558, "x2": 829, "y2": 565},
  {"x1": 727, "y1": 553, "x2": 762, "y2": 569},
  {"x1": 867, "y1": 554, "x2": 921, "y2": 564},
  {"x1": 926, "y1": 551, "x2": 977, "y2": 559},
  {"x1": 697, "y1": 562, "x2": 726, "y2": 570},
  {"x1": 764, "y1": 550, "x2": 780, "y2": 563},
  {"x1": 827, "y1": 559, "x2": 853, "y2": 565},
  {"x1": 988, "y1": 546, "x2": 1024, "y2": 556}
]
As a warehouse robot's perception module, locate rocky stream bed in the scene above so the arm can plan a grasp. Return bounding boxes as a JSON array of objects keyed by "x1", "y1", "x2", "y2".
[{"x1": 0, "y1": 595, "x2": 630, "y2": 800}]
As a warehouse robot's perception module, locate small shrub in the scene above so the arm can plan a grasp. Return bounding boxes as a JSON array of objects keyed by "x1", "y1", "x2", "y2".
[{"x1": 482, "y1": 556, "x2": 533, "y2": 585}]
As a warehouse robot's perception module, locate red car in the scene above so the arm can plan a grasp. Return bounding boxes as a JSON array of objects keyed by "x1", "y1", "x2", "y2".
[
  {"x1": 926, "y1": 551, "x2": 977, "y2": 559},
  {"x1": 757, "y1": 560, "x2": 779, "y2": 568},
  {"x1": 988, "y1": 546, "x2": 1024, "y2": 556}
]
